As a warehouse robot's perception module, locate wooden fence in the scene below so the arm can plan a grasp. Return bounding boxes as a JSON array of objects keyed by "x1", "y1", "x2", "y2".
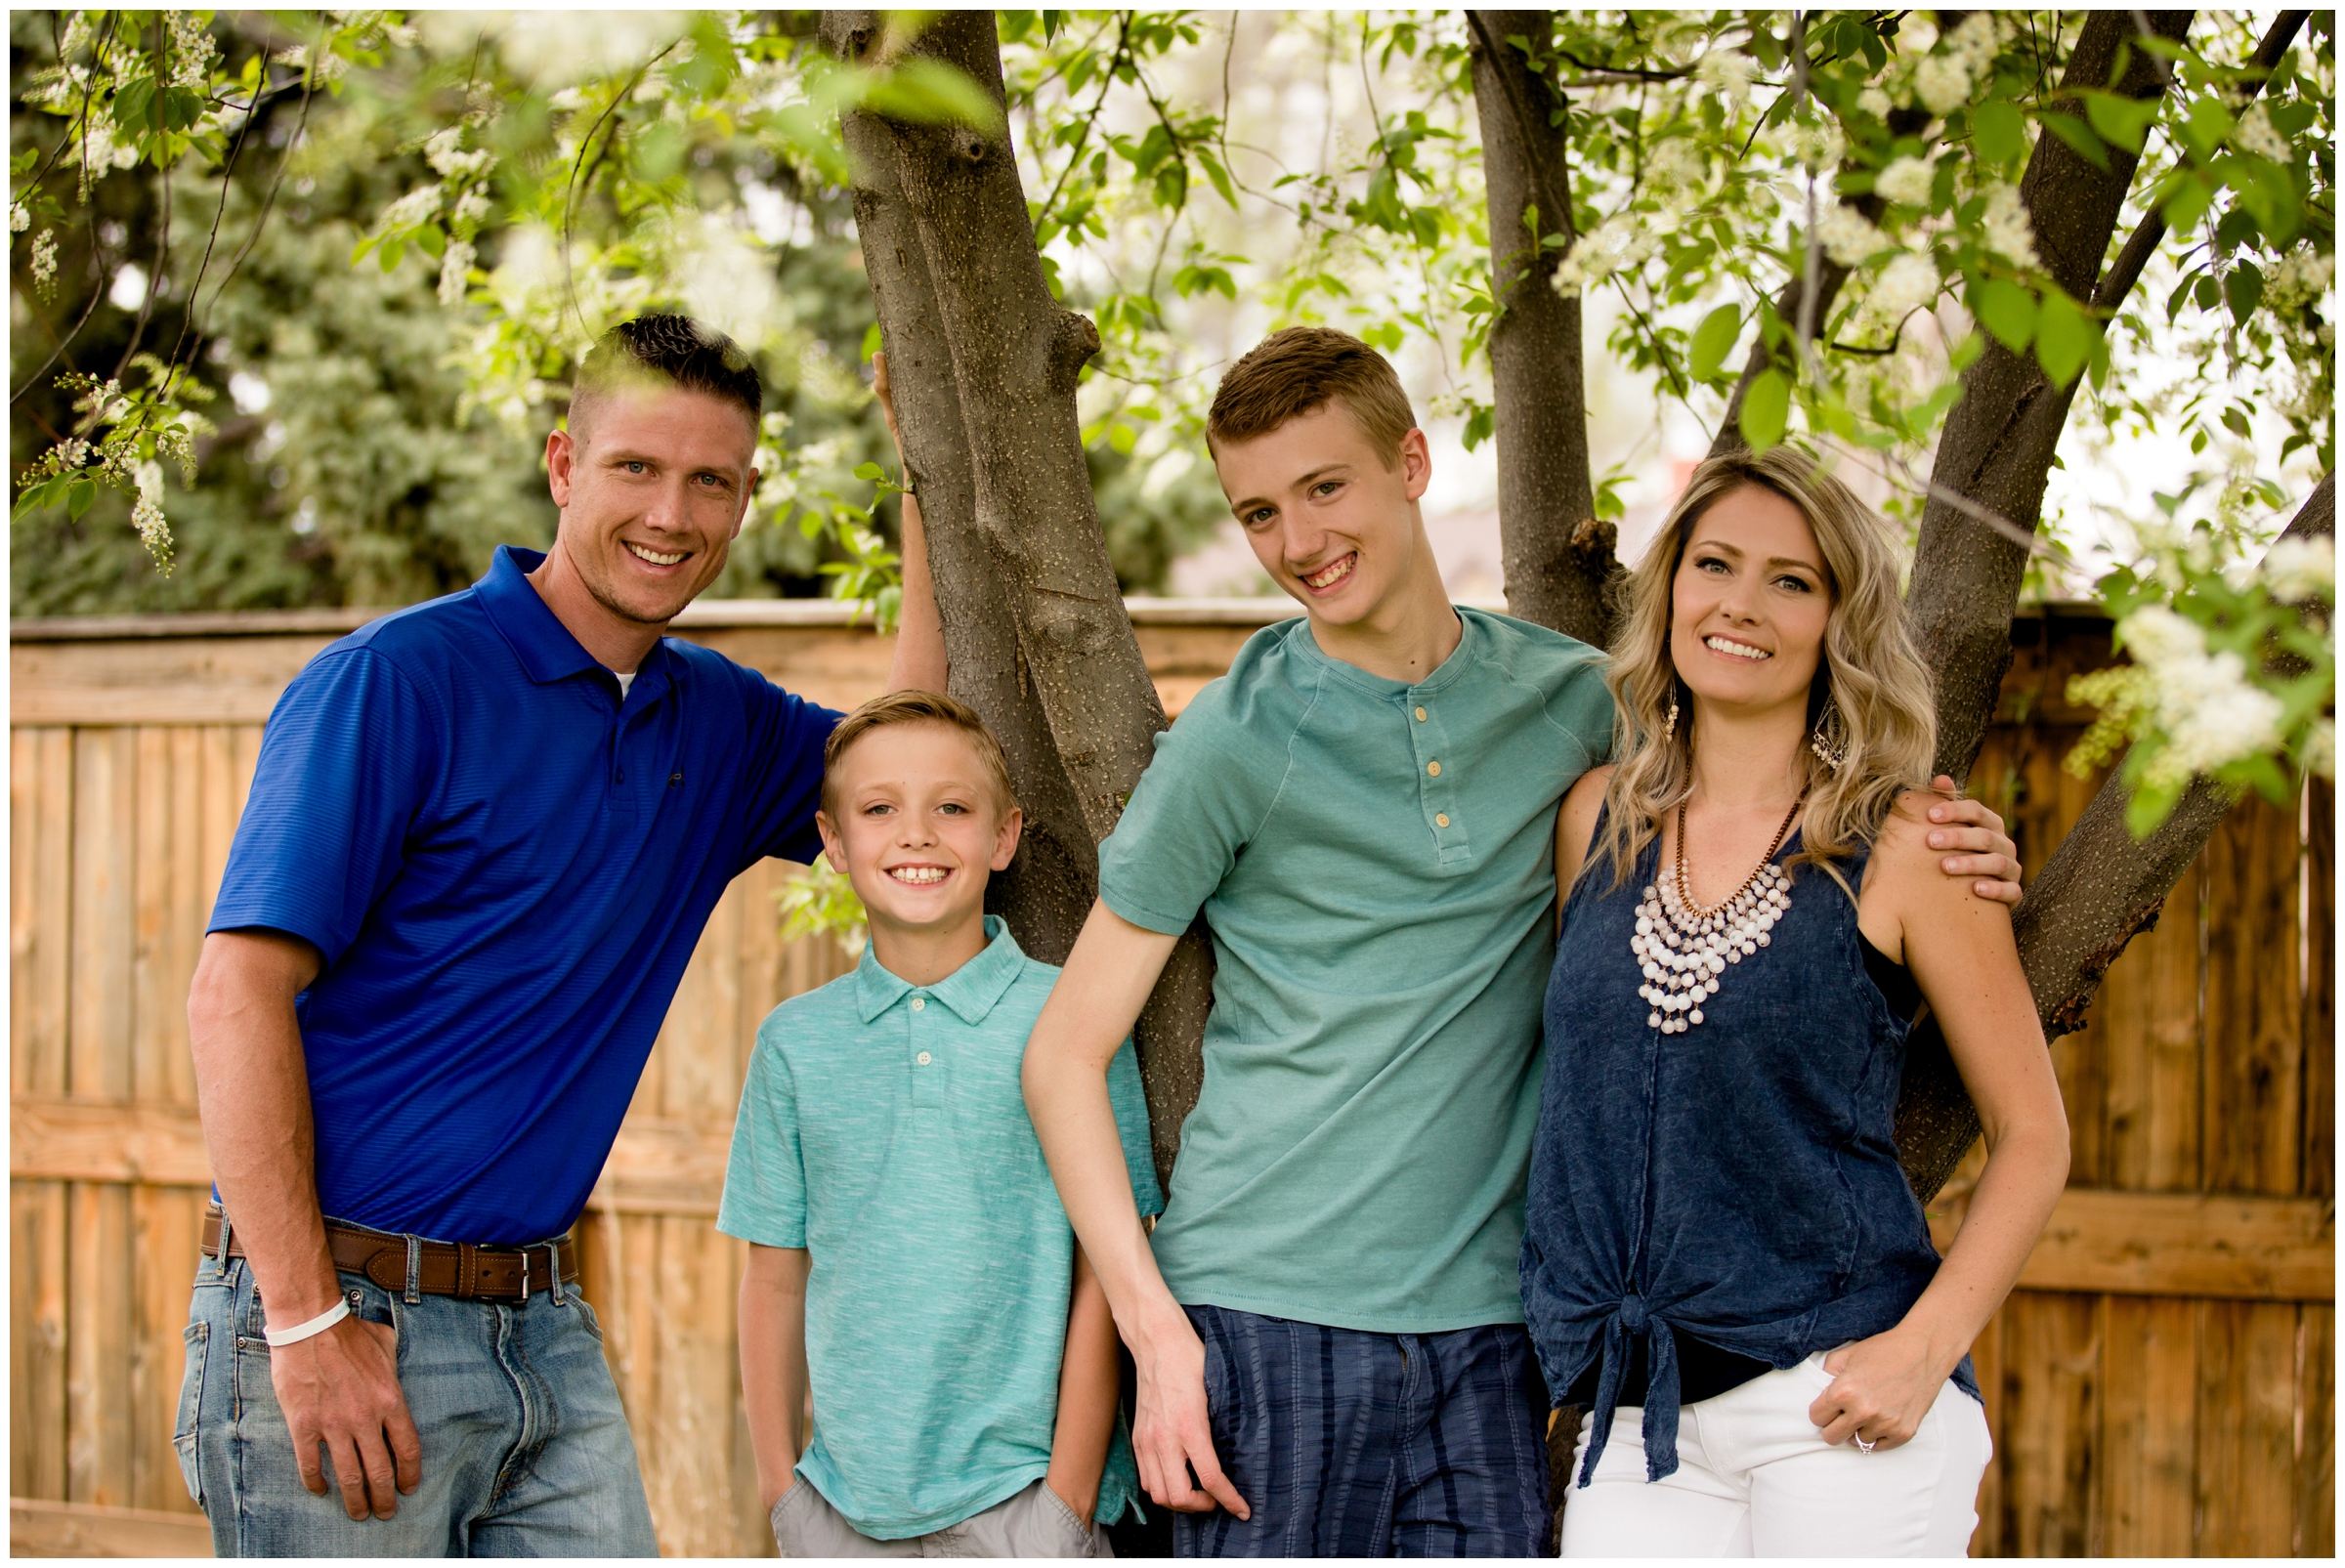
[{"x1": 9, "y1": 601, "x2": 2332, "y2": 1557}]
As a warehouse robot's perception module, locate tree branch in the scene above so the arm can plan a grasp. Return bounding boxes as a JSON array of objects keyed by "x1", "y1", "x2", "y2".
[{"x1": 1896, "y1": 472, "x2": 2334, "y2": 1200}]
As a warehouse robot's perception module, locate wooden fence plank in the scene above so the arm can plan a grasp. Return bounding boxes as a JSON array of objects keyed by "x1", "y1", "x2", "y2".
[
  {"x1": 13, "y1": 1180, "x2": 70, "y2": 1503},
  {"x1": 10, "y1": 1497, "x2": 213, "y2": 1557},
  {"x1": 2094, "y1": 1294, "x2": 2196, "y2": 1554},
  {"x1": 2100, "y1": 863, "x2": 2204, "y2": 1193},
  {"x1": 132, "y1": 730, "x2": 204, "y2": 1107},
  {"x1": 13, "y1": 728, "x2": 73, "y2": 1097},
  {"x1": 68, "y1": 731, "x2": 139, "y2": 1102},
  {"x1": 2202, "y1": 793, "x2": 2304, "y2": 1197},
  {"x1": 2303, "y1": 781, "x2": 2332, "y2": 1203},
  {"x1": 2299, "y1": 1304, "x2": 2335, "y2": 1557},
  {"x1": 131, "y1": 1187, "x2": 204, "y2": 1514},
  {"x1": 2195, "y1": 1299, "x2": 2300, "y2": 1554},
  {"x1": 66, "y1": 1183, "x2": 136, "y2": 1507},
  {"x1": 2017, "y1": 1189, "x2": 2333, "y2": 1300},
  {"x1": 1968, "y1": 1302, "x2": 2006, "y2": 1558},
  {"x1": 1996, "y1": 1292, "x2": 2099, "y2": 1557}
]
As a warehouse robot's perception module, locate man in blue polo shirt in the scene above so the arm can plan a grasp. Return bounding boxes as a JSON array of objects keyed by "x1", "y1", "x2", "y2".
[{"x1": 178, "y1": 315, "x2": 946, "y2": 1556}]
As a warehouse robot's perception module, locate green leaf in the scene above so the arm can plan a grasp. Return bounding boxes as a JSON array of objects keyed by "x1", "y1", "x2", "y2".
[
  {"x1": 2033, "y1": 289, "x2": 2095, "y2": 389},
  {"x1": 2225, "y1": 262, "x2": 2265, "y2": 324},
  {"x1": 853, "y1": 461, "x2": 885, "y2": 481},
  {"x1": 1688, "y1": 303, "x2": 1742, "y2": 382},
  {"x1": 65, "y1": 478, "x2": 97, "y2": 519},
  {"x1": 111, "y1": 78, "x2": 158, "y2": 140},
  {"x1": 377, "y1": 237, "x2": 405, "y2": 273},
  {"x1": 1972, "y1": 100, "x2": 2026, "y2": 166},
  {"x1": 412, "y1": 223, "x2": 447, "y2": 260},
  {"x1": 2159, "y1": 173, "x2": 2214, "y2": 237},
  {"x1": 1740, "y1": 368, "x2": 1790, "y2": 451},
  {"x1": 1972, "y1": 277, "x2": 2037, "y2": 352},
  {"x1": 861, "y1": 323, "x2": 883, "y2": 363},
  {"x1": 2222, "y1": 406, "x2": 2252, "y2": 437},
  {"x1": 863, "y1": 57, "x2": 1006, "y2": 132},
  {"x1": 2082, "y1": 91, "x2": 2155, "y2": 154}
]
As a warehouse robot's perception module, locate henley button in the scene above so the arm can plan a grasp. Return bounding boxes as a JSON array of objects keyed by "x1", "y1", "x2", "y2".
[
  {"x1": 1414, "y1": 706, "x2": 1428, "y2": 721},
  {"x1": 1436, "y1": 813, "x2": 1451, "y2": 828},
  {"x1": 911, "y1": 996, "x2": 926, "y2": 1012},
  {"x1": 616, "y1": 770, "x2": 625, "y2": 783},
  {"x1": 1427, "y1": 760, "x2": 1441, "y2": 777},
  {"x1": 917, "y1": 1051, "x2": 932, "y2": 1066}
]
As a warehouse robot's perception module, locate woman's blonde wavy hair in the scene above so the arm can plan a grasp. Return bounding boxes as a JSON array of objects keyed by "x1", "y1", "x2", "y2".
[{"x1": 1590, "y1": 444, "x2": 1937, "y2": 894}]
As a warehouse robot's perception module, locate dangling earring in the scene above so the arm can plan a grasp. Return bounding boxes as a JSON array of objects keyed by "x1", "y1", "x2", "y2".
[
  {"x1": 1811, "y1": 693, "x2": 1849, "y2": 773},
  {"x1": 1662, "y1": 697, "x2": 1679, "y2": 743}
]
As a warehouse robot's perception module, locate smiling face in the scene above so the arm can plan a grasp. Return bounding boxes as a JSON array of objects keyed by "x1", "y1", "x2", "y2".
[
  {"x1": 1669, "y1": 483, "x2": 1835, "y2": 721},
  {"x1": 543, "y1": 383, "x2": 759, "y2": 633},
  {"x1": 816, "y1": 721, "x2": 1022, "y2": 946},
  {"x1": 1212, "y1": 401, "x2": 1434, "y2": 627}
]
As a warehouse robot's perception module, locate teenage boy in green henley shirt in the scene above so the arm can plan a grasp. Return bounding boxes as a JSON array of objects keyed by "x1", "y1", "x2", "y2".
[{"x1": 1021, "y1": 326, "x2": 2025, "y2": 1556}]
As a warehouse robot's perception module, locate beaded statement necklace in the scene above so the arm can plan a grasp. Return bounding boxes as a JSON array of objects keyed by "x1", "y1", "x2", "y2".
[{"x1": 1634, "y1": 792, "x2": 1804, "y2": 1035}]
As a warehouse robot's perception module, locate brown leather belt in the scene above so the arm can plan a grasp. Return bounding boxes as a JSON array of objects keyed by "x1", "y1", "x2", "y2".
[{"x1": 202, "y1": 1205, "x2": 576, "y2": 1302}]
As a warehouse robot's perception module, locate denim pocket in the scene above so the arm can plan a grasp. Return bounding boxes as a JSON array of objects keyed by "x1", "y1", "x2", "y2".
[
  {"x1": 573, "y1": 1295, "x2": 607, "y2": 1344},
  {"x1": 173, "y1": 1321, "x2": 208, "y2": 1505}
]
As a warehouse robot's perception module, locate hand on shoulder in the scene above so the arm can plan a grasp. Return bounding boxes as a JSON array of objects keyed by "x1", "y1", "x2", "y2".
[{"x1": 1864, "y1": 789, "x2": 2013, "y2": 961}]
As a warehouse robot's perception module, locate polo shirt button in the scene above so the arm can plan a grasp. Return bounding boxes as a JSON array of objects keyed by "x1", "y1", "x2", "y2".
[
  {"x1": 1415, "y1": 706, "x2": 1427, "y2": 722},
  {"x1": 1427, "y1": 760, "x2": 1440, "y2": 777},
  {"x1": 917, "y1": 1051, "x2": 932, "y2": 1066},
  {"x1": 1436, "y1": 813, "x2": 1450, "y2": 828},
  {"x1": 911, "y1": 996, "x2": 926, "y2": 1012}
]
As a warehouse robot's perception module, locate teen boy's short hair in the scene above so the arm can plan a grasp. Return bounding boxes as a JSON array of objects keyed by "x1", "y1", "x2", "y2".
[
  {"x1": 570, "y1": 313, "x2": 763, "y2": 442},
  {"x1": 1207, "y1": 326, "x2": 1417, "y2": 467},
  {"x1": 821, "y1": 689, "x2": 1019, "y2": 820}
]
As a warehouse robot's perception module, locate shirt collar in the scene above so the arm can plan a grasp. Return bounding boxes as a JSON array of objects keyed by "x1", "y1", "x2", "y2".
[
  {"x1": 854, "y1": 915, "x2": 1028, "y2": 1025},
  {"x1": 1291, "y1": 603, "x2": 1482, "y2": 699},
  {"x1": 475, "y1": 544, "x2": 672, "y2": 704}
]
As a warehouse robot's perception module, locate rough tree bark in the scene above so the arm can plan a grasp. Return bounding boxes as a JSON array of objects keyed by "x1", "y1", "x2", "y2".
[
  {"x1": 1895, "y1": 473, "x2": 2334, "y2": 1198},
  {"x1": 823, "y1": 11, "x2": 1208, "y2": 1184},
  {"x1": 1467, "y1": 11, "x2": 1615, "y2": 648},
  {"x1": 1905, "y1": 9, "x2": 2196, "y2": 785}
]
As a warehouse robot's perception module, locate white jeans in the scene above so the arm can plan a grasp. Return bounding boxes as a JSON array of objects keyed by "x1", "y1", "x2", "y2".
[{"x1": 1558, "y1": 1351, "x2": 1991, "y2": 1558}]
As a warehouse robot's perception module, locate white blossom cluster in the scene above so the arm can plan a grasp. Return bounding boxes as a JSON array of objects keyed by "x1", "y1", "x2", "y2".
[
  {"x1": 2232, "y1": 101, "x2": 2293, "y2": 163},
  {"x1": 9, "y1": 202, "x2": 28, "y2": 233},
  {"x1": 131, "y1": 459, "x2": 169, "y2": 559},
  {"x1": 1978, "y1": 182, "x2": 2039, "y2": 269},
  {"x1": 1866, "y1": 251, "x2": 1943, "y2": 324},
  {"x1": 1912, "y1": 13, "x2": 1998, "y2": 114},
  {"x1": 378, "y1": 183, "x2": 444, "y2": 231},
  {"x1": 1816, "y1": 201, "x2": 1890, "y2": 268},
  {"x1": 1875, "y1": 156, "x2": 1936, "y2": 208},
  {"x1": 1552, "y1": 213, "x2": 1661, "y2": 293},
  {"x1": 425, "y1": 127, "x2": 495, "y2": 182},
  {"x1": 29, "y1": 228, "x2": 58, "y2": 298},
  {"x1": 274, "y1": 45, "x2": 350, "y2": 86},
  {"x1": 2263, "y1": 246, "x2": 2333, "y2": 314},
  {"x1": 167, "y1": 12, "x2": 217, "y2": 90},
  {"x1": 1692, "y1": 49, "x2": 1760, "y2": 107},
  {"x1": 2260, "y1": 534, "x2": 2335, "y2": 604},
  {"x1": 2118, "y1": 605, "x2": 2287, "y2": 787}
]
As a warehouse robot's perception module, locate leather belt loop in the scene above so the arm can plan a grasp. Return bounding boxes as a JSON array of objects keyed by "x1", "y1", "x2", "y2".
[
  {"x1": 548, "y1": 1242, "x2": 566, "y2": 1306},
  {"x1": 522, "y1": 1248, "x2": 531, "y2": 1305},
  {"x1": 214, "y1": 1209, "x2": 233, "y2": 1265},
  {"x1": 403, "y1": 1235, "x2": 422, "y2": 1305},
  {"x1": 456, "y1": 1242, "x2": 475, "y2": 1299}
]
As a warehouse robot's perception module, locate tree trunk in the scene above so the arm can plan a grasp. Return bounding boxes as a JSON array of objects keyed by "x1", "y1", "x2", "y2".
[
  {"x1": 824, "y1": 11, "x2": 1208, "y2": 1184},
  {"x1": 1896, "y1": 474, "x2": 2334, "y2": 1199},
  {"x1": 1905, "y1": 9, "x2": 2196, "y2": 785},
  {"x1": 1466, "y1": 11, "x2": 1614, "y2": 647}
]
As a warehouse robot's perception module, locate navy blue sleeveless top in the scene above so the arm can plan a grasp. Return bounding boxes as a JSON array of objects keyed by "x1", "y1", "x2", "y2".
[{"x1": 1520, "y1": 811, "x2": 1979, "y2": 1486}]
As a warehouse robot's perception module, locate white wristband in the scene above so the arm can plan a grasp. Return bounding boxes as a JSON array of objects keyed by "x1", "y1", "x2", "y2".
[{"x1": 264, "y1": 1295, "x2": 352, "y2": 1348}]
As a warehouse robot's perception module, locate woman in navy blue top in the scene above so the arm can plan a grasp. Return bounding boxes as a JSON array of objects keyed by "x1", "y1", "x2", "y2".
[{"x1": 1523, "y1": 447, "x2": 2070, "y2": 1557}]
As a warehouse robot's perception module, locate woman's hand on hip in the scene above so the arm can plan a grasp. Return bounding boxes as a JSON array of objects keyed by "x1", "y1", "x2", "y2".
[{"x1": 1808, "y1": 1327, "x2": 1952, "y2": 1453}]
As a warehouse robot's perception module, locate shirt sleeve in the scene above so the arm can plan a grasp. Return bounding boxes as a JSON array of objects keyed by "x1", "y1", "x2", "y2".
[
  {"x1": 1104, "y1": 1038, "x2": 1165, "y2": 1218},
  {"x1": 718, "y1": 1033, "x2": 807, "y2": 1248},
  {"x1": 206, "y1": 647, "x2": 441, "y2": 969},
  {"x1": 1543, "y1": 636, "x2": 1619, "y2": 769},
  {"x1": 733, "y1": 665, "x2": 842, "y2": 869},
  {"x1": 1094, "y1": 688, "x2": 1274, "y2": 937}
]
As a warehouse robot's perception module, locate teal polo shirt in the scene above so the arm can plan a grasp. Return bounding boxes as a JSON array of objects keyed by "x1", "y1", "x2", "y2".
[
  {"x1": 1096, "y1": 608, "x2": 1613, "y2": 1334},
  {"x1": 718, "y1": 918, "x2": 1161, "y2": 1539}
]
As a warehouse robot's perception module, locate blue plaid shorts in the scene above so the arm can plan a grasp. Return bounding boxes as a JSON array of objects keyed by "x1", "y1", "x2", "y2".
[{"x1": 1175, "y1": 1304, "x2": 1552, "y2": 1558}]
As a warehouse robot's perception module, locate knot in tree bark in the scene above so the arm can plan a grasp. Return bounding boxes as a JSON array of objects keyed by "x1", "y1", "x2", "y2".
[
  {"x1": 952, "y1": 129, "x2": 989, "y2": 165},
  {"x1": 1046, "y1": 312, "x2": 1102, "y2": 395},
  {"x1": 1569, "y1": 515, "x2": 1619, "y2": 572}
]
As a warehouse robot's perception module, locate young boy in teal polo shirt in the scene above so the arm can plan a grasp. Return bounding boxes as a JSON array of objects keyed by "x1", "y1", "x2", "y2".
[
  {"x1": 721, "y1": 690, "x2": 1160, "y2": 1557},
  {"x1": 1021, "y1": 327, "x2": 2026, "y2": 1556}
]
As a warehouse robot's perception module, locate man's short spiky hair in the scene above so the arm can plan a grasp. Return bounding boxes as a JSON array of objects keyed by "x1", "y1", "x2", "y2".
[
  {"x1": 1206, "y1": 326, "x2": 1418, "y2": 465},
  {"x1": 569, "y1": 313, "x2": 762, "y2": 441},
  {"x1": 821, "y1": 689, "x2": 1019, "y2": 821}
]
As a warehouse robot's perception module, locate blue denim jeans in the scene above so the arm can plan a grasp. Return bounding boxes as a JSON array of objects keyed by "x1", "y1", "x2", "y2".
[{"x1": 176, "y1": 1247, "x2": 659, "y2": 1556}]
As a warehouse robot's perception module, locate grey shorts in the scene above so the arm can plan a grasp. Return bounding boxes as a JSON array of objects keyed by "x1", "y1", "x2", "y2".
[{"x1": 771, "y1": 1475, "x2": 1113, "y2": 1558}]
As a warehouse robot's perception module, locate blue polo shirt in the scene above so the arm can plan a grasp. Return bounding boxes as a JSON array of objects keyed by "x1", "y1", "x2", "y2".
[{"x1": 209, "y1": 545, "x2": 838, "y2": 1245}]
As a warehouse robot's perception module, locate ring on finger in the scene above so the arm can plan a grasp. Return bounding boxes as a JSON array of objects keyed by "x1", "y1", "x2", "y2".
[{"x1": 1854, "y1": 1431, "x2": 1877, "y2": 1455}]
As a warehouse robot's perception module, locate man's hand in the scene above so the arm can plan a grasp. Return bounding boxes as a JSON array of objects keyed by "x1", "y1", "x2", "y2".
[
  {"x1": 1129, "y1": 1298, "x2": 1249, "y2": 1519},
  {"x1": 1923, "y1": 775, "x2": 2023, "y2": 905},
  {"x1": 272, "y1": 1313, "x2": 422, "y2": 1520}
]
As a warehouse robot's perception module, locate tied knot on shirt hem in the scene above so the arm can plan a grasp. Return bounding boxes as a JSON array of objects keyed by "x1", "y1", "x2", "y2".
[{"x1": 1577, "y1": 1302, "x2": 1684, "y2": 1488}]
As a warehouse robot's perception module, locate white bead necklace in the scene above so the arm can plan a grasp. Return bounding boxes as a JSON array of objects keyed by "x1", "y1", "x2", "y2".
[{"x1": 1633, "y1": 793, "x2": 1803, "y2": 1035}]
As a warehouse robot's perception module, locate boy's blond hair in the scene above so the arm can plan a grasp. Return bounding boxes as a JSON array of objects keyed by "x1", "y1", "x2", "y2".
[
  {"x1": 821, "y1": 689, "x2": 1018, "y2": 820},
  {"x1": 1206, "y1": 326, "x2": 1418, "y2": 468}
]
